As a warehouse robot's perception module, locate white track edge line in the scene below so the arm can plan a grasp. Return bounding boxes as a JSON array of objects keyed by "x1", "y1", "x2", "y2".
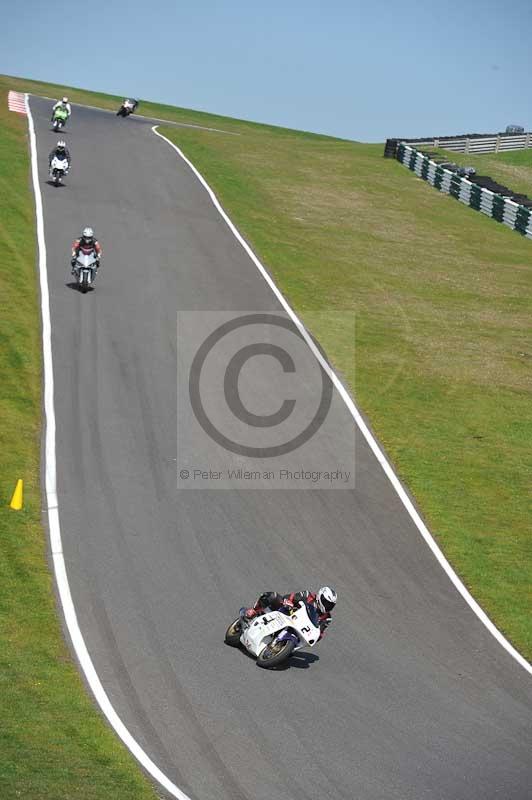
[
  {"x1": 25, "y1": 94, "x2": 193, "y2": 800},
  {"x1": 151, "y1": 124, "x2": 532, "y2": 677}
]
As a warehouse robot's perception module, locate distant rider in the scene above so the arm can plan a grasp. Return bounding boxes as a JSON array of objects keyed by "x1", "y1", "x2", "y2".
[
  {"x1": 119, "y1": 98, "x2": 139, "y2": 114},
  {"x1": 51, "y1": 96, "x2": 72, "y2": 121},
  {"x1": 242, "y1": 586, "x2": 337, "y2": 640},
  {"x1": 71, "y1": 227, "x2": 102, "y2": 275},
  {"x1": 48, "y1": 140, "x2": 71, "y2": 173}
]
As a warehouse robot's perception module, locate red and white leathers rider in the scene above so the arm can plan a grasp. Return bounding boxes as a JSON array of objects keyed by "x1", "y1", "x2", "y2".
[
  {"x1": 71, "y1": 227, "x2": 102, "y2": 274},
  {"x1": 243, "y1": 587, "x2": 337, "y2": 641}
]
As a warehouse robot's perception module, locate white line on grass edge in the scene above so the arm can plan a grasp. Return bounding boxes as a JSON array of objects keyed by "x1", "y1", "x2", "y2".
[
  {"x1": 25, "y1": 96, "x2": 193, "y2": 800},
  {"x1": 151, "y1": 124, "x2": 532, "y2": 678}
]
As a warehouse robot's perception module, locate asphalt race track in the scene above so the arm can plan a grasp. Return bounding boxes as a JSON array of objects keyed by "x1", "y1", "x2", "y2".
[{"x1": 31, "y1": 96, "x2": 531, "y2": 800}]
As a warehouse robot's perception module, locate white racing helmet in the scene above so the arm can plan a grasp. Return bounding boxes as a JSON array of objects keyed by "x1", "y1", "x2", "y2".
[
  {"x1": 316, "y1": 586, "x2": 337, "y2": 614},
  {"x1": 62, "y1": 96, "x2": 69, "y2": 103},
  {"x1": 56, "y1": 140, "x2": 66, "y2": 149},
  {"x1": 81, "y1": 227, "x2": 95, "y2": 243}
]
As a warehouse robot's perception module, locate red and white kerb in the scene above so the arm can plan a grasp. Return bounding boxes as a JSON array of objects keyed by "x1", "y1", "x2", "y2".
[{"x1": 8, "y1": 91, "x2": 27, "y2": 115}]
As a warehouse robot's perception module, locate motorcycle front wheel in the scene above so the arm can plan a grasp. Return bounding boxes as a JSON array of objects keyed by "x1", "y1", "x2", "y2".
[
  {"x1": 224, "y1": 618, "x2": 242, "y2": 647},
  {"x1": 80, "y1": 272, "x2": 89, "y2": 293},
  {"x1": 256, "y1": 638, "x2": 295, "y2": 669}
]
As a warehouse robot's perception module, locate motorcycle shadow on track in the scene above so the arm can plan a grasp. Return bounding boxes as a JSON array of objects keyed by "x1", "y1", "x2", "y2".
[
  {"x1": 286, "y1": 651, "x2": 319, "y2": 669},
  {"x1": 46, "y1": 180, "x2": 66, "y2": 187},
  {"x1": 65, "y1": 281, "x2": 95, "y2": 294},
  {"x1": 232, "y1": 642, "x2": 320, "y2": 671},
  {"x1": 263, "y1": 651, "x2": 320, "y2": 671}
]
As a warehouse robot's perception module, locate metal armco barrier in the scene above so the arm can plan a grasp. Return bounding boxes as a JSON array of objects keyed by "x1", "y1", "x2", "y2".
[{"x1": 384, "y1": 131, "x2": 532, "y2": 157}]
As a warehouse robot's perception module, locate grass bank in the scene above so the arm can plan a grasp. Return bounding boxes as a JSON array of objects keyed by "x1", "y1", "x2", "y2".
[{"x1": 0, "y1": 77, "x2": 160, "y2": 800}]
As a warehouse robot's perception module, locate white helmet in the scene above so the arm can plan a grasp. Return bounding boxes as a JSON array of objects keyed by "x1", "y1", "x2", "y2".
[
  {"x1": 81, "y1": 227, "x2": 95, "y2": 242},
  {"x1": 316, "y1": 586, "x2": 337, "y2": 614},
  {"x1": 57, "y1": 140, "x2": 66, "y2": 149},
  {"x1": 62, "y1": 96, "x2": 69, "y2": 103}
]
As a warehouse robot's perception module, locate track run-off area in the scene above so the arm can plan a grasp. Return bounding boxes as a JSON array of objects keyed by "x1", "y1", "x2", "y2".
[{"x1": 28, "y1": 95, "x2": 531, "y2": 800}]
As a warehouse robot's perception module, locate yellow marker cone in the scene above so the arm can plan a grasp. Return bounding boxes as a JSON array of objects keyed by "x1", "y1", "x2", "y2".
[{"x1": 9, "y1": 479, "x2": 24, "y2": 510}]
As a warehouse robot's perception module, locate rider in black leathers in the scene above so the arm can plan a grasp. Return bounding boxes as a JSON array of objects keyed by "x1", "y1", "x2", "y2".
[{"x1": 48, "y1": 141, "x2": 71, "y2": 171}]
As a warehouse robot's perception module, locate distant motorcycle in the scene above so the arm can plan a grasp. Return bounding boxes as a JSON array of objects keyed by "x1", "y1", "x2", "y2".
[
  {"x1": 49, "y1": 156, "x2": 69, "y2": 186},
  {"x1": 117, "y1": 99, "x2": 138, "y2": 117},
  {"x1": 52, "y1": 107, "x2": 69, "y2": 132},
  {"x1": 225, "y1": 601, "x2": 322, "y2": 669},
  {"x1": 73, "y1": 249, "x2": 99, "y2": 293}
]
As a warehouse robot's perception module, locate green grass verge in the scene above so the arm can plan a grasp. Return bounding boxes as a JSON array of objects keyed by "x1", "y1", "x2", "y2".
[{"x1": 0, "y1": 78, "x2": 160, "y2": 800}]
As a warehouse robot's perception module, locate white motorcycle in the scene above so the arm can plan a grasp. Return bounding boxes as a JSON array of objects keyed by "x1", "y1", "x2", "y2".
[
  {"x1": 225, "y1": 602, "x2": 322, "y2": 669},
  {"x1": 73, "y1": 250, "x2": 99, "y2": 293},
  {"x1": 49, "y1": 156, "x2": 69, "y2": 186}
]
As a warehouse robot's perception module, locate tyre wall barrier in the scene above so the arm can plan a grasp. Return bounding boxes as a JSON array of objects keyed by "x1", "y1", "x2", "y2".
[{"x1": 395, "y1": 143, "x2": 532, "y2": 239}]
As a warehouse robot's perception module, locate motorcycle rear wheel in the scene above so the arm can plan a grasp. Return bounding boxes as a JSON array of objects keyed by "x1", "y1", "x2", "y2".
[
  {"x1": 257, "y1": 638, "x2": 295, "y2": 669},
  {"x1": 224, "y1": 618, "x2": 242, "y2": 647}
]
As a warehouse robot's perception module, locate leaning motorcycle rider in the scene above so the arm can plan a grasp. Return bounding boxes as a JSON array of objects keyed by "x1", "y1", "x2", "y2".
[
  {"x1": 122, "y1": 98, "x2": 139, "y2": 112},
  {"x1": 51, "y1": 96, "x2": 72, "y2": 120},
  {"x1": 243, "y1": 586, "x2": 337, "y2": 640},
  {"x1": 71, "y1": 227, "x2": 102, "y2": 275},
  {"x1": 48, "y1": 140, "x2": 71, "y2": 172}
]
